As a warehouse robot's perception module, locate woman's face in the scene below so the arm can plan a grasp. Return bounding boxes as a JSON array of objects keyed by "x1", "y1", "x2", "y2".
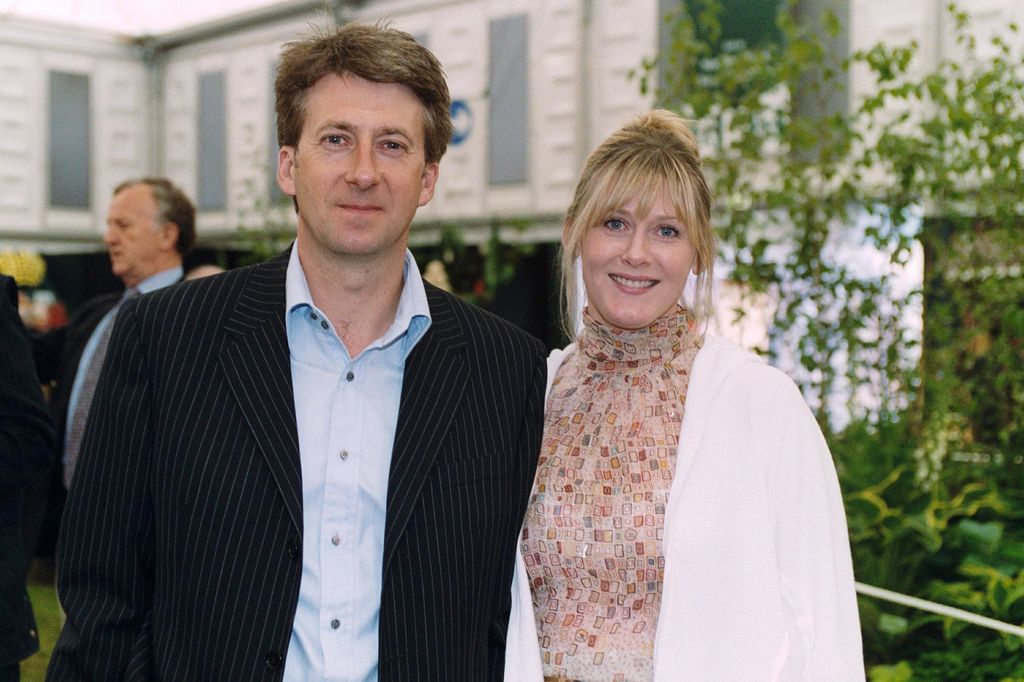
[{"x1": 578, "y1": 188, "x2": 696, "y2": 330}]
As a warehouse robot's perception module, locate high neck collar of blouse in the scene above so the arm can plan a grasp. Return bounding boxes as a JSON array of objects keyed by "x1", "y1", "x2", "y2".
[{"x1": 579, "y1": 306, "x2": 697, "y2": 365}]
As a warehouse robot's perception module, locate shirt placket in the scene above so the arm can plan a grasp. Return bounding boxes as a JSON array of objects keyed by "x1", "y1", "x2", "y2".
[{"x1": 320, "y1": 354, "x2": 362, "y2": 675}]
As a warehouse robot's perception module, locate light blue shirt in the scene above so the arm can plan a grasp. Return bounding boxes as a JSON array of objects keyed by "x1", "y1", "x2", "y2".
[
  {"x1": 282, "y1": 246, "x2": 431, "y2": 682},
  {"x1": 64, "y1": 265, "x2": 182, "y2": 452}
]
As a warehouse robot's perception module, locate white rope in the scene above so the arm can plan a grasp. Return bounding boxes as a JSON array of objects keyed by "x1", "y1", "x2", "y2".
[{"x1": 855, "y1": 581, "x2": 1024, "y2": 638}]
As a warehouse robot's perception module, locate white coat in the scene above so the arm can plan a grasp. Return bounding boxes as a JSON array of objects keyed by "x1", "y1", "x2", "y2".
[{"x1": 505, "y1": 335, "x2": 865, "y2": 681}]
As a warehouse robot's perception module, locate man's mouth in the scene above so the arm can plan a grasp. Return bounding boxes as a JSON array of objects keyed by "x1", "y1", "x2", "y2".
[{"x1": 338, "y1": 203, "x2": 381, "y2": 213}]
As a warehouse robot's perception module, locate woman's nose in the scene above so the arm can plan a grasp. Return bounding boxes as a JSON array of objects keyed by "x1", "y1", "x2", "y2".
[{"x1": 620, "y1": 230, "x2": 650, "y2": 265}]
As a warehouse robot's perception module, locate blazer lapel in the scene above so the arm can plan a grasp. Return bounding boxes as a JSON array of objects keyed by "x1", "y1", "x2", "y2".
[
  {"x1": 382, "y1": 284, "x2": 468, "y2": 573},
  {"x1": 219, "y1": 250, "x2": 303, "y2": 534}
]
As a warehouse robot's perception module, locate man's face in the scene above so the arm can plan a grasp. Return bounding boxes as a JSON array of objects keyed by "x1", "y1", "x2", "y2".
[
  {"x1": 277, "y1": 73, "x2": 439, "y2": 269},
  {"x1": 104, "y1": 184, "x2": 178, "y2": 288}
]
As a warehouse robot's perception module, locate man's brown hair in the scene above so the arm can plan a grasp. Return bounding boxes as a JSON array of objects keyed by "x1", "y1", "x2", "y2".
[{"x1": 275, "y1": 22, "x2": 453, "y2": 165}]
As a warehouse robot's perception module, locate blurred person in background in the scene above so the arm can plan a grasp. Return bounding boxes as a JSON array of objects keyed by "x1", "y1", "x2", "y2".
[
  {"x1": 505, "y1": 110, "x2": 864, "y2": 681},
  {"x1": 28, "y1": 178, "x2": 194, "y2": 556},
  {"x1": 0, "y1": 275, "x2": 55, "y2": 682}
]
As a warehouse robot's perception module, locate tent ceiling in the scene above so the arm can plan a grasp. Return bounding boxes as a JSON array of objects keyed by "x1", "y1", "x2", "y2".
[{"x1": 0, "y1": 0, "x2": 285, "y2": 35}]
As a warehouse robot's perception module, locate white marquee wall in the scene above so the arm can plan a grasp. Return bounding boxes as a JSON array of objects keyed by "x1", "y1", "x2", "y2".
[
  {"x1": 2, "y1": 0, "x2": 1020, "y2": 250},
  {"x1": 0, "y1": 19, "x2": 148, "y2": 244},
  {"x1": 0, "y1": 0, "x2": 659, "y2": 249}
]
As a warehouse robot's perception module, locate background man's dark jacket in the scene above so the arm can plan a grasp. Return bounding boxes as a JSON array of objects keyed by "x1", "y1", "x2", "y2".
[
  {"x1": 27, "y1": 292, "x2": 120, "y2": 557},
  {"x1": 33, "y1": 292, "x2": 120, "y2": 458}
]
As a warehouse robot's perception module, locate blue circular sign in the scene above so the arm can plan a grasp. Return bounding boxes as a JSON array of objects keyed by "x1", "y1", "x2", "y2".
[{"x1": 450, "y1": 100, "x2": 473, "y2": 146}]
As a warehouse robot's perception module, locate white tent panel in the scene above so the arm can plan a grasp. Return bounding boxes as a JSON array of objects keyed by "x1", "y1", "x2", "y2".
[{"x1": 0, "y1": 0, "x2": 282, "y2": 35}]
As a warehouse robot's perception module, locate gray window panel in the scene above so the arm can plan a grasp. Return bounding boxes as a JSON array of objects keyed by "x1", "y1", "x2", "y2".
[
  {"x1": 198, "y1": 71, "x2": 227, "y2": 211},
  {"x1": 48, "y1": 71, "x2": 91, "y2": 209},
  {"x1": 488, "y1": 15, "x2": 529, "y2": 185}
]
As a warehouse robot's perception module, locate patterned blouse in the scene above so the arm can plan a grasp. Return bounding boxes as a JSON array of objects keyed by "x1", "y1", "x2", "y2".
[{"x1": 523, "y1": 306, "x2": 702, "y2": 682}]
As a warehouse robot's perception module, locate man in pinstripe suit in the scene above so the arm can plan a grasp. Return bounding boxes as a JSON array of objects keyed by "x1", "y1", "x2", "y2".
[{"x1": 48, "y1": 24, "x2": 546, "y2": 682}]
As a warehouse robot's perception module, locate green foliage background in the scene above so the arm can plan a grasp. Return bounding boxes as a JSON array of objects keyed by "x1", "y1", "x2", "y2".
[{"x1": 646, "y1": 0, "x2": 1024, "y2": 676}]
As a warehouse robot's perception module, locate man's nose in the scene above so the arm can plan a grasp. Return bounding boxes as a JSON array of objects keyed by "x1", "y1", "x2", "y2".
[{"x1": 344, "y1": 142, "x2": 379, "y2": 189}]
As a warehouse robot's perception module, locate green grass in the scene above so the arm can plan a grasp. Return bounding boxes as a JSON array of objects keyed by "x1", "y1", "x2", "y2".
[{"x1": 21, "y1": 580, "x2": 60, "y2": 682}]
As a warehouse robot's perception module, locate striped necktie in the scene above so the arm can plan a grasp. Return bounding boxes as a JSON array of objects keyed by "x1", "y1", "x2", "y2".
[{"x1": 64, "y1": 287, "x2": 139, "y2": 488}]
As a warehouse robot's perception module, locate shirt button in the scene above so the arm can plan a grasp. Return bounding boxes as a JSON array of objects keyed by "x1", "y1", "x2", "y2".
[
  {"x1": 346, "y1": 371, "x2": 355, "y2": 382},
  {"x1": 339, "y1": 449, "x2": 349, "y2": 461},
  {"x1": 320, "y1": 320, "x2": 329, "y2": 330},
  {"x1": 331, "y1": 533, "x2": 340, "y2": 546},
  {"x1": 310, "y1": 312, "x2": 318, "y2": 320},
  {"x1": 330, "y1": 619, "x2": 340, "y2": 630}
]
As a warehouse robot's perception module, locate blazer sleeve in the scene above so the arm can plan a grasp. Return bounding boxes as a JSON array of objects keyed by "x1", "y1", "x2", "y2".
[
  {"x1": 0, "y1": 276, "x2": 55, "y2": 496},
  {"x1": 488, "y1": 347, "x2": 547, "y2": 681},
  {"x1": 47, "y1": 299, "x2": 155, "y2": 682}
]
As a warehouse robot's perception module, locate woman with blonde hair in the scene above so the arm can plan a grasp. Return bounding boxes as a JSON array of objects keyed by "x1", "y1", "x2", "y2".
[{"x1": 505, "y1": 110, "x2": 863, "y2": 680}]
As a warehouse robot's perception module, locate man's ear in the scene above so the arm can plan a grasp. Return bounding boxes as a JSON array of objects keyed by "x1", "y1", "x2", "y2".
[
  {"x1": 418, "y1": 162, "x2": 439, "y2": 207},
  {"x1": 160, "y1": 222, "x2": 180, "y2": 252},
  {"x1": 277, "y1": 146, "x2": 297, "y2": 197}
]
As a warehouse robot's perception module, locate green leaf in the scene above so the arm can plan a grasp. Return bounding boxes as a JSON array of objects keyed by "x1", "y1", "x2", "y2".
[
  {"x1": 878, "y1": 613, "x2": 910, "y2": 635},
  {"x1": 846, "y1": 491, "x2": 891, "y2": 524},
  {"x1": 957, "y1": 519, "x2": 1004, "y2": 556},
  {"x1": 868, "y1": 661, "x2": 914, "y2": 682}
]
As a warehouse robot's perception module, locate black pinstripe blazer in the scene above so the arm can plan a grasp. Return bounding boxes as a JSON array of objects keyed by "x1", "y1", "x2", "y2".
[{"x1": 46, "y1": 250, "x2": 547, "y2": 682}]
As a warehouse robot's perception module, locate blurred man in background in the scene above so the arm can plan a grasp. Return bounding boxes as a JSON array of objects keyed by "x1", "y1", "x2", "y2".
[{"x1": 28, "y1": 178, "x2": 195, "y2": 552}]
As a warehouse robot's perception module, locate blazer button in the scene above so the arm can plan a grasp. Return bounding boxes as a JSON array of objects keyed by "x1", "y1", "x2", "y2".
[
  {"x1": 287, "y1": 541, "x2": 300, "y2": 560},
  {"x1": 265, "y1": 651, "x2": 283, "y2": 668}
]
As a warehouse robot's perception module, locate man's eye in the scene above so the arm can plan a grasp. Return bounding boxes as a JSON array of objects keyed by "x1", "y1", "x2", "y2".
[
  {"x1": 381, "y1": 140, "x2": 405, "y2": 152},
  {"x1": 325, "y1": 135, "x2": 343, "y2": 145}
]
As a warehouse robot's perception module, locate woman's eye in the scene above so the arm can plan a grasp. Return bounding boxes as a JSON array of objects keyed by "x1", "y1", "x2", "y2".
[
  {"x1": 658, "y1": 225, "x2": 681, "y2": 238},
  {"x1": 605, "y1": 218, "x2": 626, "y2": 231}
]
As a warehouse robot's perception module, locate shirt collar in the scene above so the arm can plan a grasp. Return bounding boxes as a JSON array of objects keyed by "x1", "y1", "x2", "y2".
[
  {"x1": 285, "y1": 244, "x2": 431, "y2": 357},
  {"x1": 136, "y1": 265, "x2": 182, "y2": 295}
]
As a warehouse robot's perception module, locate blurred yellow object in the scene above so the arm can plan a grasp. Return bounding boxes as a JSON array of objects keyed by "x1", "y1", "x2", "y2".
[
  {"x1": 0, "y1": 250, "x2": 47, "y2": 287},
  {"x1": 423, "y1": 259, "x2": 451, "y2": 292}
]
